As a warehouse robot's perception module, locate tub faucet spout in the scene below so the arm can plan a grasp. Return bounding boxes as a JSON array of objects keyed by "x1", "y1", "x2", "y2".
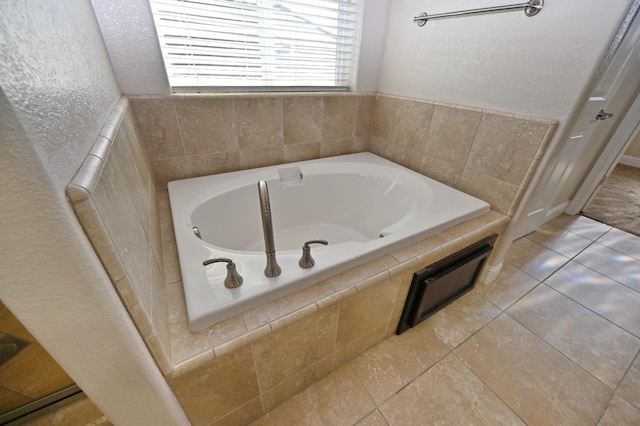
[{"x1": 258, "y1": 180, "x2": 281, "y2": 277}]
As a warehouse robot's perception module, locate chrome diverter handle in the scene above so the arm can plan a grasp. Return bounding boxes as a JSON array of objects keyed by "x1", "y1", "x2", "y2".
[
  {"x1": 299, "y1": 240, "x2": 329, "y2": 269},
  {"x1": 203, "y1": 257, "x2": 243, "y2": 288}
]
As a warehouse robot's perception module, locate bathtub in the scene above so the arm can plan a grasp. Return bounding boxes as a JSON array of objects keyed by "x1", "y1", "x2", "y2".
[{"x1": 168, "y1": 153, "x2": 490, "y2": 331}]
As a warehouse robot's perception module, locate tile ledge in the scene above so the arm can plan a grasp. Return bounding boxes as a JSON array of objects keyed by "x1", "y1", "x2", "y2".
[
  {"x1": 374, "y1": 93, "x2": 555, "y2": 125},
  {"x1": 128, "y1": 92, "x2": 377, "y2": 101},
  {"x1": 65, "y1": 96, "x2": 129, "y2": 201},
  {"x1": 166, "y1": 210, "x2": 509, "y2": 379},
  {"x1": 66, "y1": 155, "x2": 104, "y2": 202}
]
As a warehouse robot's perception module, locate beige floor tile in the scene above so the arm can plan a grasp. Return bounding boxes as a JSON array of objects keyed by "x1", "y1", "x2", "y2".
[
  {"x1": 545, "y1": 261, "x2": 640, "y2": 338},
  {"x1": 260, "y1": 354, "x2": 334, "y2": 412},
  {"x1": 597, "y1": 228, "x2": 640, "y2": 260},
  {"x1": 574, "y1": 243, "x2": 640, "y2": 292},
  {"x1": 420, "y1": 291, "x2": 501, "y2": 349},
  {"x1": 86, "y1": 417, "x2": 113, "y2": 426},
  {"x1": 20, "y1": 412, "x2": 55, "y2": 426},
  {"x1": 507, "y1": 284, "x2": 640, "y2": 388},
  {"x1": 619, "y1": 356, "x2": 640, "y2": 410},
  {"x1": 506, "y1": 238, "x2": 570, "y2": 281},
  {"x1": 356, "y1": 410, "x2": 389, "y2": 426},
  {"x1": 477, "y1": 263, "x2": 540, "y2": 310},
  {"x1": 242, "y1": 222, "x2": 640, "y2": 425},
  {"x1": 0, "y1": 344, "x2": 55, "y2": 391},
  {"x1": 51, "y1": 396, "x2": 106, "y2": 426},
  {"x1": 350, "y1": 323, "x2": 449, "y2": 405},
  {"x1": 20, "y1": 361, "x2": 75, "y2": 399},
  {"x1": 542, "y1": 214, "x2": 611, "y2": 241},
  {"x1": 379, "y1": 354, "x2": 524, "y2": 426},
  {"x1": 251, "y1": 365, "x2": 375, "y2": 426},
  {"x1": 527, "y1": 228, "x2": 593, "y2": 258},
  {"x1": 456, "y1": 314, "x2": 611, "y2": 425},
  {"x1": 211, "y1": 397, "x2": 263, "y2": 426},
  {"x1": 598, "y1": 395, "x2": 640, "y2": 425},
  {"x1": 0, "y1": 387, "x2": 30, "y2": 412}
]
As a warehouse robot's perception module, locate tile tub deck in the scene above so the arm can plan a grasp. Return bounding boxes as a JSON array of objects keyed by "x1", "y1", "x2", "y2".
[{"x1": 159, "y1": 189, "x2": 509, "y2": 425}]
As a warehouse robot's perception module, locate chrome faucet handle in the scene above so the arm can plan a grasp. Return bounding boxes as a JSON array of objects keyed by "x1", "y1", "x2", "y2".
[
  {"x1": 203, "y1": 257, "x2": 243, "y2": 288},
  {"x1": 298, "y1": 240, "x2": 328, "y2": 269}
]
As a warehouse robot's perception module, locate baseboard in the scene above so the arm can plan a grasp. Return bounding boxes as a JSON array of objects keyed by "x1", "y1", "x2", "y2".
[
  {"x1": 619, "y1": 155, "x2": 640, "y2": 168},
  {"x1": 547, "y1": 200, "x2": 570, "y2": 219},
  {"x1": 479, "y1": 261, "x2": 503, "y2": 285}
]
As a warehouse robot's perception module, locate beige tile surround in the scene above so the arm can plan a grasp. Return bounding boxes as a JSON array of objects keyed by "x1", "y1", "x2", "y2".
[
  {"x1": 129, "y1": 93, "x2": 374, "y2": 187},
  {"x1": 66, "y1": 92, "x2": 562, "y2": 425},
  {"x1": 66, "y1": 97, "x2": 172, "y2": 375},
  {"x1": 247, "y1": 215, "x2": 640, "y2": 425},
  {"x1": 370, "y1": 94, "x2": 558, "y2": 215},
  {"x1": 130, "y1": 93, "x2": 557, "y2": 218},
  {"x1": 161, "y1": 201, "x2": 509, "y2": 425}
]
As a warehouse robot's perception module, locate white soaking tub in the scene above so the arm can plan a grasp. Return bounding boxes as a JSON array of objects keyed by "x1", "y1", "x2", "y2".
[{"x1": 168, "y1": 153, "x2": 490, "y2": 331}]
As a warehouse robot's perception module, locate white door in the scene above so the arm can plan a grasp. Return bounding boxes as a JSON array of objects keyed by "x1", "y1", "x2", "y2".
[
  {"x1": 514, "y1": 9, "x2": 640, "y2": 237},
  {"x1": 567, "y1": 92, "x2": 640, "y2": 213}
]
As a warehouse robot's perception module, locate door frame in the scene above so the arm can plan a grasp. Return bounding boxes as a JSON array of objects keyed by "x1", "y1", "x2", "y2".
[
  {"x1": 566, "y1": 91, "x2": 640, "y2": 214},
  {"x1": 513, "y1": 1, "x2": 640, "y2": 238}
]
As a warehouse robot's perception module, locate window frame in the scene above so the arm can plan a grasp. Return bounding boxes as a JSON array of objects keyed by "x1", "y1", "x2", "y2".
[{"x1": 148, "y1": 0, "x2": 363, "y2": 93}]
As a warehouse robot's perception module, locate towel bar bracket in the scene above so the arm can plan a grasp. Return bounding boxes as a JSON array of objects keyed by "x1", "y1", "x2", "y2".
[
  {"x1": 523, "y1": 0, "x2": 544, "y2": 17},
  {"x1": 414, "y1": 0, "x2": 543, "y2": 27}
]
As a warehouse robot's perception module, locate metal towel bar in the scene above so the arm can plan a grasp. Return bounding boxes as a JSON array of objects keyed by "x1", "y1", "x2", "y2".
[{"x1": 414, "y1": 0, "x2": 543, "y2": 27}]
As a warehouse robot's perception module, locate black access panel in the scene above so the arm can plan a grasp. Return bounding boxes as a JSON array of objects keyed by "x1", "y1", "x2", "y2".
[{"x1": 396, "y1": 234, "x2": 498, "y2": 335}]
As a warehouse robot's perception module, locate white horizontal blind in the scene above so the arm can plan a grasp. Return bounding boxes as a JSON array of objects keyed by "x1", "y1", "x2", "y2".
[{"x1": 148, "y1": 0, "x2": 360, "y2": 91}]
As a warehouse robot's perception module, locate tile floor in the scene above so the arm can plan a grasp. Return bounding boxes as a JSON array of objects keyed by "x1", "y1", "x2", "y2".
[{"x1": 251, "y1": 215, "x2": 640, "y2": 425}]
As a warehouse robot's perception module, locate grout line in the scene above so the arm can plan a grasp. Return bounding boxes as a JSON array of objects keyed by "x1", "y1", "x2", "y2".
[
  {"x1": 446, "y1": 304, "x2": 505, "y2": 352},
  {"x1": 346, "y1": 362, "x2": 379, "y2": 418},
  {"x1": 539, "y1": 282, "x2": 640, "y2": 340},
  {"x1": 251, "y1": 220, "x2": 634, "y2": 424},
  {"x1": 362, "y1": 222, "x2": 636, "y2": 423},
  {"x1": 247, "y1": 335, "x2": 267, "y2": 416},
  {"x1": 451, "y1": 351, "x2": 528, "y2": 425},
  {"x1": 503, "y1": 307, "x2": 620, "y2": 392},
  {"x1": 595, "y1": 347, "x2": 640, "y2": 423},
  {"x1": 371, "y1": 352, "x2": 450, "y2": 412},
  {"x1": 508, "y1": 225, "x2": 640, "y2": 378},
  {"x1": 543, "y1": 273, "x2": 640, "y2": 340},
  {"x1": 513, "y1": 227, "x2": 640, "y2": 345},
  {"x1": 572, "y1": 254, "x2": 640, "y2": 295},
  {"x1": 328, "y1": 301, "x2": 341, "y2": 373},
  {"x1": 346, "y1": 321, "x2": 454, "y2": 413},
  {"x1": 481, "y1": 261, "x2": 544, "y2": 312},
  {"x1": 460, "y1": 111, "x2": 483, "y2": 172},
  {"x1": 538, "y1": 236, "x2": 640, "y2": 332}
]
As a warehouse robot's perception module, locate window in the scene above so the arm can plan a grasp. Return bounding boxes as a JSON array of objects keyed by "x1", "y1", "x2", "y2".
[{"x1": 148, "y1": 0, "x2": 361, "y2": 92}]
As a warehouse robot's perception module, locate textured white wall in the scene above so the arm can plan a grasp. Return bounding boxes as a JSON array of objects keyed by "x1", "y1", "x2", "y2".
[
  {"x1": 353, "y1": 0, "x2": 390, "y2": 92},
  {"x1": 378, "y1": 0, "x2": 633, "y2": 122},
  {"x1": 379, "y1": 0, "x2": 635, "y2": 234},
  {"x1": 92, "y1": 0, "x2": 388, "y2": 94},
  {"x1": 0, "y1": 1, "x2": 188, "y2": 424},
  {"x1": 91, "y1": 0, "x2": 171, "y2": 95},
  {"x1": 1, "y1": 0, "x2": 120, "y2": 190},
  {"x1": 625, "y1": 130, "x2": 640, "y2": 158}
]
